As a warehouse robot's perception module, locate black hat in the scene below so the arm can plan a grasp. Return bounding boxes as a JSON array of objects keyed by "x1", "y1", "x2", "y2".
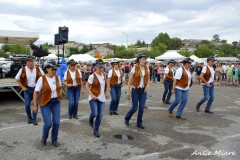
[
  {"x1": 95, "y1": 59, "x2": 105, "y2": 67},
  {"x1": 168, "y1": 59, "x2": 176, "y2": 64},
  {"x1": 44, "y1": 63, "x2": 56, "y2": 71},
  {"x1": 136, "y1": 52, "x2": 148, "y2": 63},
  {"x1": 207, "y1": 56, "x2": 216, "y2": 62},
  {"x1": 25, "y1": 56, "x2": 35, "y2": 61},
  {"x1": 68, "y1": 59, "x2": 76, "y2": 65},
  {"x1": 111, "y1": 59, "x2": 120, "y2": 65},
  {"x1": 182, "y1": 58, "x2": 194, "y2": 63}
]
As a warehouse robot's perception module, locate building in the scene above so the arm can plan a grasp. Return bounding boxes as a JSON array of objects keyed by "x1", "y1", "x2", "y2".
[{"x1": 85, "y1": 46, "x2": 114, "y2": 58}]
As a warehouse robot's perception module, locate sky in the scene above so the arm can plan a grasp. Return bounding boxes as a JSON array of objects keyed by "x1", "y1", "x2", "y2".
[{"x1": 0, "y1": 0, "x2": 240, "y2": 45}]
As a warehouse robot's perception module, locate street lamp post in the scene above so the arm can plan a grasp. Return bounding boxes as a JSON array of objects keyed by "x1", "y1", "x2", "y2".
[{"x1": 122, "y1": 32, "x2": 128, "y2": 48}]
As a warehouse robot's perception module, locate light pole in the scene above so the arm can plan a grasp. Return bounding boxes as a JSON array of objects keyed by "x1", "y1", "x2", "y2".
[{"x1": 122, "y1": 32, "x2": 128, "y2": 48}]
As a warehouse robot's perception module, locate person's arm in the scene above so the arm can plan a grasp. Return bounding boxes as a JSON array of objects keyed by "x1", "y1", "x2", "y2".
[
  {"x1": 199, "y1": 72, "x2": 210, "y2": 87},
  {"x1": 16, "y1": 80, "x2": 27, "y2": 91},
  {"x1": 126, "y1": 73, "x2": 134, "y2": 97},
  {"x1": 62, "y1": 71, "x2": 72, "y2": 88},
  {"x1": 171, "y1": 78, "x2": 177, "y2": 93},
  {"x1": 33, "y1": 90, "x2": 39, "y2": 113},
  {"x1": 107, "y1": 78, "x2": 111, "y2": 91}
]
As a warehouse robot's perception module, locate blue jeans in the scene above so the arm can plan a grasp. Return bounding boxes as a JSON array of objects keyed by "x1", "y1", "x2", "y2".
[
  {"x1": 24, "y1": 86, "x2": 37, "y2": 121},
  {"x1": 109, "y1": 84, "x2": 122, "y2": 112},
  {"x1": 168, "y1": 88, "x2": 189, "y2": 117},
  {"x1": 40, "y1": 98, "x2": 60, "y2": 142},
  {"x1": 89, "y1": 99, "x2": 105, "y2": 132},
  {"x1": 125, "y1": 88, "x2": 147, "y2": 126},
  {"x1": 67, "y1": 86, "x2": 81, "y2": 117},
  {"x1": 197, "y1": 84, "x2": 214, "y2": 111},
  {"x1": 157, "y1": 74, "x2": 161, "y2": 82},
  {"x1": 162, "y1": 80, "x2": 173, "y2": 102}
]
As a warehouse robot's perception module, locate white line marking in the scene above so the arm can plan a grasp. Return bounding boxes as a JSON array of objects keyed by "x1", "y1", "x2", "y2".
[{"x1": 0, "y1": 116, "x2": 88, "y2": 131}]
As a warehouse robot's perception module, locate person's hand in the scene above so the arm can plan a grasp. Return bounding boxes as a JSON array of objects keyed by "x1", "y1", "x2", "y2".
[
  {"x1": 205, "y1": 83, "x2": 210, "y2": 87},
  {"x1": 67, "y1": 84, "x2": 73, "y2": 88},
  {"x1": 144, "y1": 86, "x2": 149, "y2": 93},
  {"x1": 33, "y1": 105, "x2": 38, "y2": 113},
  {"x1": 105, "y1": 93, "x2": 109, "y2": 99},
  {"x1": 126, "y1": 90, "x2": 131, "y2": 97},
  {"x1": 91, "y1": 94, "x2": 97, "y2": 100},
  {"x1": 22, "y1": 86, "x2": 27, "y2": 91},
  {"x1": 171, "y1": 89, "x2": 175, "y2": 94},
  {"x1": 107, "y1": 87, "x2": 111, "y2": 92}
]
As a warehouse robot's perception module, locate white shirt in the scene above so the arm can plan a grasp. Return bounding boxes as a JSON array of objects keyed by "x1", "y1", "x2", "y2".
[
  {"x1": 63, "y1": 70, "x2": 82, "y2": 86},
  {"x1": 131, "y1": 66, "x2": 149, "y2": 88},
  {"x1": 175, "y1": 67, "x2": 192, "y2": 91},
  {"x1": 108, "y1": 69, "x2": 122, "y2": 84},
  {"x1": 164, "y1": 67, "x2": 174, "y2": 79},
  {"x1": 88, "y1": 73, "x2": 106, "y2": 102},
  {"x1": 35, "y1": 76, "x2": 62, "y2": 98},
  {"x1": 222, "y1": 65, "x2": 227, "y2": 73},
  {"x1": 15, "y1": 66, "x2": 45, "y2": 87},
  {"x1": 201, "y1": 65, "x2": 215, "y2": 84}
]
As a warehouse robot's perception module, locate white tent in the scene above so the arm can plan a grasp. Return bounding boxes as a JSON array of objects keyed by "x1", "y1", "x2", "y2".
[
  {"x1": 190, "y1": 54, "x2": 203, "y2": 63},
  {"x1": 155, "y1": 50, "x2": 185, "y2": 60},
  {"x1": 68, "y1": 54, "x2": 96, "y2": 63},
  {"x1": 0, "y1": 30, "x2": 39, "y2": 45},
  {"x1": 42, "y1": 54, "x2": 58, "y2": 60}
]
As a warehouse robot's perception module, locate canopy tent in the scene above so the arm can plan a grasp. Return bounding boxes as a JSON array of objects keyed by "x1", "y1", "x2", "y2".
[
  {"x1": 68, "y1": 54, "x2": 96, "y2": 63},
  {"x1": 0, "y1": 30, "x2": 39, "y2": 45},
  {"x1": 42, "y1": 54, "x2": 58, "y2": 60},
  {"x1": 190, "y1": 54, "x2": 203, "y2": 63},
  {"x1": 155, "y1": 50, "x2": 185, "y2": 60}
]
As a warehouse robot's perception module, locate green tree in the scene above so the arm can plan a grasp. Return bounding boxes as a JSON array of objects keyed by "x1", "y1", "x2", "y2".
[
  {"x1": 114, "y1": 45, "x2": 137, "y2": 58},
  {"x1": 232, "y1": 41, "x2": 238, "y2": 49},
  {"x1": 69, "y1": 47, "x2": 79, "y2": 56},
  {"x1": 1, "y1": 44, "x2": 30, "y2": 54},
  {"x1": 212, "y1": 34, "x2": 220, "y2": 42},
  {"x1": 168, "y1": 37, "x2": 182, "y2": 50},
  {"x1": 0, "y1": 50, "x2": 8, "y2": 58},
  {"x1": 194, "y1": 44, "x2": 213, "y2": 57},
  {"x1": 40, "y1": 43, "x2": 50, "y2": 53},
  {"x1": 151, "y1": 33, "x2": 170, "y2": 48},
  {"x1": 219, "y1": 44, "x2": 234, "y2": 56},
  {"x1": 148, "y1": 43, "x2": 167, "y2": 58},
  {"x1": 80, "y1": 45, "x2": 91, "y2": 54},
  {"x1": 179, "y1": 49, "x2": 192, "y2": 57}
]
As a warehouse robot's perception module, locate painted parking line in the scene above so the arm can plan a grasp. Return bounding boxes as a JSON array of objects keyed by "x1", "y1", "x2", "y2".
[{"x1": 0, "y1": 116, "x2": 89, "y2": 132}]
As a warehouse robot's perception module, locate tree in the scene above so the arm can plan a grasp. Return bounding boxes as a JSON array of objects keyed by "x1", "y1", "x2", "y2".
[
  {"x1": 113, "y1": 45, "x2": 137, "y2": 58},
  {"x1": 80, "y1": 45, "x2": 91, "y2": 54},
  {"x1": 1, "y1": 44, "x2": 30, "y2": 54},
  {"x1": 194, "y1": 45, "x2": 213, "y2": 57},
  {"x1": 212, "y1": 34, "x2": 220, "y2": 42},
  {"x1": 40, "y1": 43, "x2": 50, "y2": 53},
  {"x1": 151, "y1": 33, "x2": 170, "y2": 48},
  {"x1": 232, "y1": 41, "x2": 239, "y2": 49},
  {"x1": 179, "y1": 49, "x2": 192, "y2": 57},
  {"x1": 69, "y1": 47, "x2": 79, "y2": 56},
  {"x1": 148, "y1": 43, "x2": 167, "y2": 58},
  {"x1": 168, "y1": 37, "x2": 182, "y2": 50},
  {"x1": 0, "y1": 50, "x2": 8, "y2": 58},
  {"x1": 219, "y1": 44, "x2": 234, "y2": 56}
]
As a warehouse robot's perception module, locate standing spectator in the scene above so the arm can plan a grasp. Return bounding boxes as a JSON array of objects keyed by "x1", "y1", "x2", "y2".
[
  {"x1": 124, "y1": 62, "x2": 131, "y2": 85},
  {"x1": 157, "y1": 64, "x2": 161, "y2": 83},
  {"x1": 226, "y1": 63, "x2": 233, "y2": 85},
  {"x1": 195, "y1": 63, "x2": 203, "y2": 85},
  {"x1": 160, "y1": 65, "x2": 165, "y2": 83},
  {"x1": 222, "y1": 63, "x2": 227, "y2": 80},
  {"x1": 91, "y1": 63, "x2": 96, "y2": 73},
  {"x1": 104, "y1": 62, "x2": 111, "y2": 77},
  {"x1": 233, "y1": 63, "x2": 239, "y2": 86},
  {"x1": 215, "y1": 63, "x2": 223, "y2": 86}
]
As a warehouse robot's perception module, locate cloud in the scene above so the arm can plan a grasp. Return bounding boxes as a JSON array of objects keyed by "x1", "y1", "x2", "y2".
[{"x1": 0, "y1": 0, "x2": 239, "y2": 45}]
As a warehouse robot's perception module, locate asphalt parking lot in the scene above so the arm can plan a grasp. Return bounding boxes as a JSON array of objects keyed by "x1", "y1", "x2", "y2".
[{"x1": 0, "y1": 83, "x2": 239, "y2": 160}]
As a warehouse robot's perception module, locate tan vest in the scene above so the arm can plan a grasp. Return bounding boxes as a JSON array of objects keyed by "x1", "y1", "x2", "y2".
[
  {"x1": 132, "y1": 65, "x2": 149, "y2": 88},
  {"x1": 66, "y1": 70, "x2": 82, "y2": 88},
  {"x1": 203, "y1": 66, "x2": 211, "y2": 82},
  {"x1": 20, "y1": 66, "x2": 42, "y2": 87},
  {"x1": 39, "y1": 75, "x2": 62, "y2": 106},
  {"x1": 110, "y1": 69, "x2": 123, "y2": 85},
  {"x1": 164, "y1": 66, "x2": 174, "y2": 81},
  {"x1": 176, "y1": 67, "x2": 188, "y2": 88}
]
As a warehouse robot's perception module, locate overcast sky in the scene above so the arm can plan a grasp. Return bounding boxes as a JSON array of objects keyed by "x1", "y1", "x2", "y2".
[{"x1": 0, "y1": 0, "x2": 239, "y2": 45}]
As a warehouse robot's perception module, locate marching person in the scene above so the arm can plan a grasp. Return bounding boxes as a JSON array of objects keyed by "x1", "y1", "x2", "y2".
[
  {"x1": 125, "y1": 53, "x2": 150, "y2": 129},
  {"x1": 33, "y1": 63, "x2": 62, "y2": 147},
  {"x1": 162, "y1": 60, "x2": 175, "y2": 104},
  {"x1": 63, "y1": 59, "x2": 84, "y2": 119},
  {"x1": 15, "y1": 56, "x2": 44, "y2": 125},
  {"x1": 168, "y1": 58, "x2": 193, "y2": 120},
  {"x1": 86, "y1": 59, "x2": 109, "y2": 138},
  {"x1": 196, "y1": 57, "x2": 215, "y2": 114},
  {"x1": 107, "y1": 59, "x2": 124, "y2": 115}
]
